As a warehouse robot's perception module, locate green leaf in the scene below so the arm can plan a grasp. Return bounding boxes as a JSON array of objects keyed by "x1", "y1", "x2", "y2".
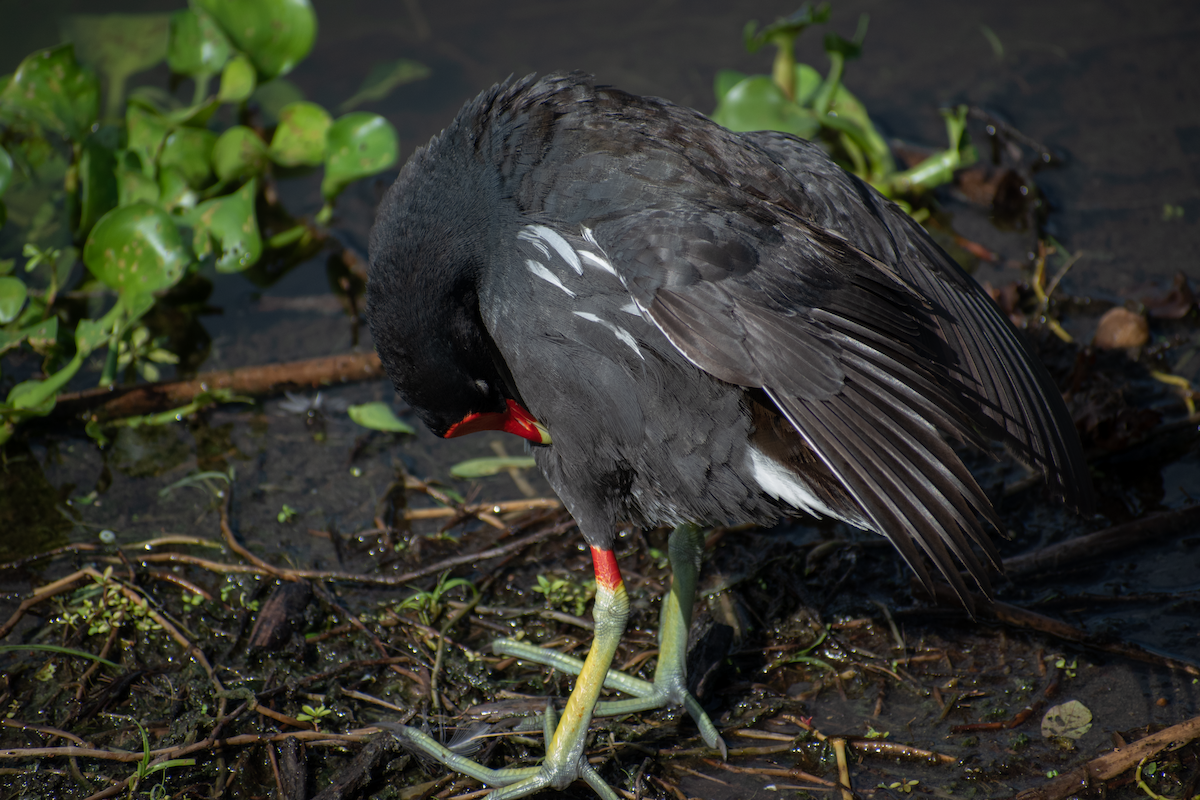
[
  {"x1": 251, "y1": 78, "x2": 304, "y2": 123},
  {"x1": 167, "y1": 8, "x2": 233, "y2": 79},
  {"x1": 76, "y1": 314, "x2": 115, "y2": 354},
  {"x1": 713, "y1": 69, "x2": 747, "y2": 103},
  {"x1": 159, "y1": 126, "x2": 218, "y2": 188},
  {"x1": 185, "y1": 179, "x2": 262, "y2": 273},
  {"x1": 195, "y1": 0, "x2": 317, "y2": 80},
  {"x1": 212, "y1": 126, "x2": 269, "y2": 182},
  {"x1": 116, "y1": 153, "x2": 161, "y2": 207},
  {"x1": 0, "y1": 144, "x2": 11, "y2": 197},
  {"x1": 126, "y1": 104, "x2": 171, "y2": 178},
  {"x1": 157, "y1": 167, "x2": 195, "y2": 212},
  {"x1": 269, "y1": 101, "x2": 331, "y2": 167},
  {"x1": 321, "y1": 112, "x2": 398, "y2": 200},
  {"x1": 0, "y1": 317, "x2": 57, "y2": 357},
  {"x1": 347, "y1": 401, "x2": 414, "y2": 433},
  {"x1": 0, "y1": 44, "x2": 100, "y2": 139},
  {"x1": 83, "y1": 203, "x2": 190, "y2": 295},
  {"x1": 710, "y1": 75, "x2": 820, "y2": 139},
  {"x1": 1041, "y1": 701, "x2": 1092, "y2": 740},
  {"x1": 78, "y1": 127, "x2": 121, "y2": 236},
  {"x1": 0, "y1": 276, "x2": 27, "y2": 324},
  {"x1": 449, "y1": 456, "x2": 537, "y2": 479},
  {"x1": 217, "y1": 53, "x2": 256, "y2": 103},
  {"x1": 339, "y1": 59, "x2": 430, "y2": 112},
  {"x1": 62, "y1": 13, "x2": 170, "y2": 120}
]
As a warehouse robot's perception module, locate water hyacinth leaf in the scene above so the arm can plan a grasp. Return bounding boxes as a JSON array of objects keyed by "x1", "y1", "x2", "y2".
[
  {"x1": 83, "y1": 202, "x2": 190, "y2": 294},
  {"x1": 449, "y1": 456, "x2": 537, "y2": 479},
  {"x1": 338, "y1": 59, "x2": 430, "y2": 112},
  {"x1": 23, "y1": 318, "x2": 58, "y2": 351},
  {"x1": 126, "y1": 104, "x2": 170, "y2": 178},
  {"x1": 251, "y1": 78, "x2": 304, "y2": 124},
  {"x1": 321, "y1": 112, "x2": 398, "y2": 200},
  {"x1": 187, "y1": 179, "x2": 262, "y2": 273},
  {"x1": 159, "y1": 127, "x2": 218, "y2": 188},
  {"x1": 157, "y1": 166, "x2": 196, "y2": 212},
  {"x1": 0, "y1": 277, "x2": 26, "y2": 324},
  {"x1": 217, "y1": 53, "x2": 256, "y2": 103},
  {"x1": 1041, "y1": 701, "x2": 1093, "y2": 740},
  {"x1": 711, "y1": 74, "x2": 819, "y2": 140},
  {"x1": 269, "y1": 101, "x2": 331, "y2": 167},
  {"x1": 195, "y1": 0, "x2": 317, "y2": 81},
  {"x1": 62, "y1": 13, "x2": 170, "y2": 119},
  {"x1": 0, "y1": 317, "x2": 57, "y2": 357},
  {"x1": 167, "y1": 8, "x2": 233, "y2": 79},
  {"x1": 0, "y1": 45, "x2": 100, "y2": 139},
  {"x1": 713, "y1": 69, "x2": 747, "y2": 103},
  {"x1": 212, "y1": 126, "x2": 269, "y2": 182},
  {"x1": 77, "y1": 128, "x2": 120, "y2": 236},
  {"x1": 117, "y1": 154, "x2": 161, "y2": 207},
  {"x1": 0, "y1": 144, "x2": 11, "y2": 197},
  {"x1": 347, "y1": 401, "x2": 414, "y2": 434}
]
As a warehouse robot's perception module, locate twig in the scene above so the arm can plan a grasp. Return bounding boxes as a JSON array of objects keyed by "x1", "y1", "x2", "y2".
[
  {"x1": 1003, "y1": 505, "x2": 1200, "y2": 578},
  {"x1": 1012, "y1": 713, "x2": 1200, "y2": 800},
  {"x1": 51, "y1": 352, "x2": 384, "y2": 423}
]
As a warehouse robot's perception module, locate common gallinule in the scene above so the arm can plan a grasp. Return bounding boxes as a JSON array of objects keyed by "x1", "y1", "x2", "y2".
[{"x1": 367, "y1": 71, "x2": 1093, "y2": 800}]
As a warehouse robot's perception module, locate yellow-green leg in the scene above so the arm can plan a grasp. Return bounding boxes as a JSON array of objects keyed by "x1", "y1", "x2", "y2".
[
  {"x1": 386, "y1": 526, "x2": 723, "y2": 798},
  {"x1": 389, "y1": 544, "x2": 630, "y2": 799},
  {"x1": 494, "y1": 525, "x2": 726, "y2": 754}
]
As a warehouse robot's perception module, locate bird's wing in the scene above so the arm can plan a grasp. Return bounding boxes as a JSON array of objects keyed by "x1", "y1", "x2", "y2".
[
  {"x1": 594, "y1": 204, "x2": 1018, "y2": 601},
  {"x1": 743, "y1": 130, "x2": 1094, "y2": 516}
]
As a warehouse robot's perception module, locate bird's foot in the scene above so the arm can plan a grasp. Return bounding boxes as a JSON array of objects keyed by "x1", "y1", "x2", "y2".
[
  {"x1": 385, "y1": 702, "x2": 620, "y2": 800},
  {"x1": 493, "y1": 637, "x2": 728, "y2": 758}
]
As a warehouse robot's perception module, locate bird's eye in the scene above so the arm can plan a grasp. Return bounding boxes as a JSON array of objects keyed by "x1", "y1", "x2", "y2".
[{"x1": 474, "y1": 379, "x2": 490, "y2": 395}]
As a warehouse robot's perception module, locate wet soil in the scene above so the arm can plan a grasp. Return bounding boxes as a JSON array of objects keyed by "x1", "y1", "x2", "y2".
[{"x1": 2, "y1": 1, "x2": 1199, "y2": 799}]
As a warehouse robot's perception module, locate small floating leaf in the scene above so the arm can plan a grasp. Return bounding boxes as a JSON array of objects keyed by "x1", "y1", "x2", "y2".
[
  {"x1": 711, "y1": 74, "x2": 819, "y2": 139},
  {"x1": 1041, "y1": 701, "x2": 1093, "y2": 740},
  {"x1": 159, "y1": 126, "x2": 218, "y2": 188},
  {"x1": 321, "y1": 112, "x2": 398, "y2": 201},
  {"x1": 185, "y1": 179, "x2": 262, "y2": 273},
  {"x1": 450, "y1": 456, "x2": 537, "y2": 479},
  {"x1": 126, "y1": 104, "x2": 170, "y2": 178},
  {"x1": 217, "y1": 53, "x2": 256, "y2": 103},
  {"x1": 0, "y1": 44, "x2": 100, "y2": 139},
  {"x1": 167, "y1": 8, "x2": 233, "y2": 79},
  {"x1": 269, "y1": 101, "x2": 331, "y2": 167},
  {"x1": 347, "y1": 401, "x2": 414, "y2": 434},
  {"x1": 195, "y1": 0, "x2": 317, "y2": 80},
  {"x1": 83, "y1": 202, "x2": 190, "y2": 295},
  {"x1": 78, "y1": 128, "x2": 121, "y2": 236},
  {"x1": 212, "y1": 125, "x2": 269, "y2": 182},
  {"x1": 0, "y1": 276, "x2": 27, "y2": 324}
]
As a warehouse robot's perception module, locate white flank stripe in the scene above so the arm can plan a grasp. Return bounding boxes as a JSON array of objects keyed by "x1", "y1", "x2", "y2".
[
  {"x1": 526, "y1": 259, "x2": 575, "y2": 297},
  {"x1": 516, "y1": 227, "x2": 549, "y2": 259},
  {"x1": 579, "y1": 250, "x2": 618, "y2": 276},
  {"x1": 526, "y1": 224, "x2": 582, "y2": 274},
  {"x1": 619, "y1": 301, "x2": 642, "y2": 317},
  {"x1": 573, "y1": 311, "x2": 643, "y2": 359},
  {"x1": 748, "y1": 447, "x2": 840, "y2": 521}
]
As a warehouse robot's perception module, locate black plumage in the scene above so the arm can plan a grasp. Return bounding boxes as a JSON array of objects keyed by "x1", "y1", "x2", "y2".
[
  {"x1": 366, "y1": 71, "x2": 1093, "y2": 797},
  {"x1": 368, "y1": 71, "x2": 1091, "y2": 596}
]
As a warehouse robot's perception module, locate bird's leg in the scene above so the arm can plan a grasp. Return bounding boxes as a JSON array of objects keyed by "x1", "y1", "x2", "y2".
[
  {"x1": 388, "y1": 546, "x2": 630, "y2": 800},
  {"x1": 494, "y1": 524, "x2": 727, "y2": 757}
]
